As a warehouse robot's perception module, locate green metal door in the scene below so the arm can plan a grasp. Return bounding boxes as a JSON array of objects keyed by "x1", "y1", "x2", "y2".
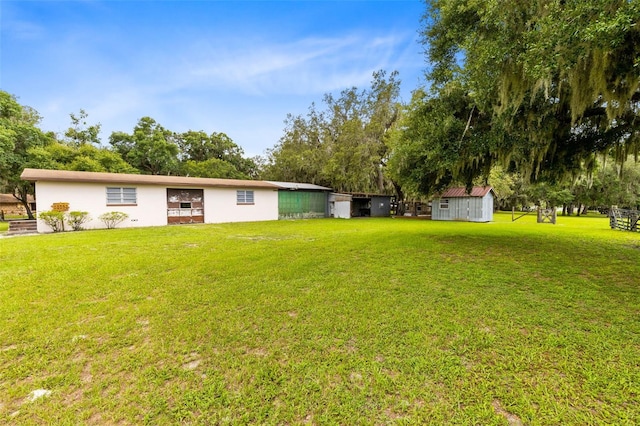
[{"x1": 278, "y1": 191, "x2": 327, "y2": 219}]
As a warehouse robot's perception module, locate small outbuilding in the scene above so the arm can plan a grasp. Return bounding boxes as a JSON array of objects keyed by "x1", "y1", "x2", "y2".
[
  {"x1": 328, "y1": 193, "x2": 352, "y2": 219},
  {"x1": 349, "y1": 193, "x2": 393, "y2": 217},
  {"x1": 432, "y1": 186, "x2": 495, "y2": 222}
]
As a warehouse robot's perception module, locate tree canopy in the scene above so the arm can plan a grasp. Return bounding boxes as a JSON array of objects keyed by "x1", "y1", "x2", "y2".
[
  {"x1": 109, "y1": 118, "x2": 257, "y2": 179},
  {"x1": 0, "y1": 91, "x2": 53, "y2": 218},
  {"x1": 264, "y1": 70, "x2": 403, "y2": 194},
  {"x1": 177, "y1": 130, "x2": 258, "y2": 179},
  {"x1": 109, "y1": 117, "x2": 181, "y2": 176},
  {"x1": 393, "y1": 0, "x2": 640, "y2": 195}
]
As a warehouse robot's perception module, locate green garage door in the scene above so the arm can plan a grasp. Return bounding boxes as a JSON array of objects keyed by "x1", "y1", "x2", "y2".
[{"x1": 278, "y1": 191, "x2": 327, "y2": 219}]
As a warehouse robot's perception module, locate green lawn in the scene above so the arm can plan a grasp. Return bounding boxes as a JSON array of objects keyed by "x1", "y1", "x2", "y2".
[{"x1": 1, "y1": 213, "x2": 638, "y2": 424}]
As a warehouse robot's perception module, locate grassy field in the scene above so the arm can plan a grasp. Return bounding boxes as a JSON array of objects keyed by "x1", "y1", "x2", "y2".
[{"x1": 1, "y1": 213, "x2": 639, "y2": 424}]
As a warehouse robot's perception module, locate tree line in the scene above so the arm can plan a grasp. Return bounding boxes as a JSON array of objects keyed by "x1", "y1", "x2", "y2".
[{"x1": 2, "y1": 1, "x2": 639, "y2": 218}]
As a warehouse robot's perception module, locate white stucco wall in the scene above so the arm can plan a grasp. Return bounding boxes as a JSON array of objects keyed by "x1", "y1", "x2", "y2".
[
  {"x1": 203, "y1": 187, "x2": 278, "y2": 223},
  {"x1": 34, "y1": 181, "x2": 278, "y2": 233}
]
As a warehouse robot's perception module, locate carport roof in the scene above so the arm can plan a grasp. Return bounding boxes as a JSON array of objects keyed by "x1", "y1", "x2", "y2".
[
  {"x1": 20, "y1": 168, "x2": 280, "y2": 189},
  {"x1": 266, "y1": 181, "x2": 332, "y2": 191}
]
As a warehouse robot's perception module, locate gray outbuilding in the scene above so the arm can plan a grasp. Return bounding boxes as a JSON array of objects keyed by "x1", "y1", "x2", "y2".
[
  {"x1": 432, "y1": 186, "x2": 495, "y2": 222},
  {"x1": 349, "y1": 193, "x2": 393, "y2": 217}
]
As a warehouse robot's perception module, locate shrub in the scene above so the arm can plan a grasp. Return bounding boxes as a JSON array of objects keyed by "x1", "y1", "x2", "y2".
[
  {"x1": 99, "y1": 211, "x2": 129, "y2": 229},
  {"x1": 66, "y1": 211, "x2": 90, "y2": 231},
  {"x1": 38, "y1": 210, "x2": 66, "y2": 232}
]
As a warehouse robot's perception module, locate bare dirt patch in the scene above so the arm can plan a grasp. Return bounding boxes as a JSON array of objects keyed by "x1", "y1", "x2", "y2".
[
  {"x1": 182, "y1": 353, "x2": 201, "y2": 371},
  {"x1": 492, "y1": 399, "x2": 523, "y2": 426}
]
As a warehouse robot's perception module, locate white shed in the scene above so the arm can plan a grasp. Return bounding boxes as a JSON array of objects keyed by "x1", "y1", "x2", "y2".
[
  {"x1": 431, "y1": 186, "x2": 495, "y2": 222},
  {"x1": 328, "y1": 193, "x2": 352, "y2": 219}
]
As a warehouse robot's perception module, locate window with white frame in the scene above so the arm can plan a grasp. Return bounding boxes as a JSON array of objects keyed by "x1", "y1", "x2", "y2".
[
  {"x1": 236, "y1": 190, "x2": 255, "y2": 205},
  {"x1": 106, "y1": 187, "x2": 137, "y2": 205},
  {"x1": 439, "y1": 198, "x2": 449, "y2": 209}
]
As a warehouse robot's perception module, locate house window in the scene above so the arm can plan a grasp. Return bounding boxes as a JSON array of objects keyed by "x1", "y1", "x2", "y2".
[
  {"x1": 237, "y1": 190, "x2": 254, "y2": 205},
  {"x1": 106, "y1": 187, "x2": 137, "y2": 205},
  {"x1": 440, "y1": 199, "x2": 449, "y2": 209}
]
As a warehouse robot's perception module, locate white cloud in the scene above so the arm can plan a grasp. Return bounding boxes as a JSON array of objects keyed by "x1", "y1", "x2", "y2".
[
  {"x1": 3, "y1": 19, "x2": 45, "y2": 41},
  {"x1": 175, "y1": 31, "x2": 414, "y2": 96}
]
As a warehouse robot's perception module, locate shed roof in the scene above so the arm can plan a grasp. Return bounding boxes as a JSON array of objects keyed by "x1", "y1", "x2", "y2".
[
  {"x1": 266, "y1": 181, "x2": 332, "y2": 191},
  {"x1": 0, "y1": 193, "x2": 35, "y2": 203},
  {"x1": 347, "y1": 192, "x2": 394, "y2": 199},
  {"x1": 20, "y1": 168, "x2": 279, "y2": 189},
  {"x1": 438, "y1": 186, "x2": 494, "y2": 198}
]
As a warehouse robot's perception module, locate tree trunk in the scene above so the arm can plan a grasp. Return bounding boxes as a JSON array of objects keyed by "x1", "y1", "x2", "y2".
[
  {"x1": 392, "y1": 181, "x2": 404, "y2": 216},
  {"x1": 14, "y1": 186, "x2": 35, "y2": 220},
  {"x1": 377, "y1": 165, "x2": 385, "y2": 194},
  {"x1": 19, "y1": 200, "x2": 34, "y2": 220}
]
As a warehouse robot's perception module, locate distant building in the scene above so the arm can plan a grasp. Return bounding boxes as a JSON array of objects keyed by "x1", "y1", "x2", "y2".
[
  {"x1": 431, "y1": 186, "x2": 495, "y2": 222},
  {"x1": 0, "y1": 193, "x2": 35, "y2": 217}
]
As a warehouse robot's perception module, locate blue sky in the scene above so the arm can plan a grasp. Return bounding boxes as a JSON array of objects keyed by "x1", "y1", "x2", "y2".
[{"x1": 2, "y1": 0, "x2": 427, "y2": 157}]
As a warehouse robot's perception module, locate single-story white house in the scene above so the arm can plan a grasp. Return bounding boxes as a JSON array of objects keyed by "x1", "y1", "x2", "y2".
[
  {"x1": 431, "y1": 186, "x2": 495, "y2": 222},
  {"x1": 20, "y1": 168, "x2": 281, "y2": 233}
]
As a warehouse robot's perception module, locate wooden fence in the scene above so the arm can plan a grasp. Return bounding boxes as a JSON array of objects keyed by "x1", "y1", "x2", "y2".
[{"x1": 609, "y1": 207, "x2": 640, "y2": 232}]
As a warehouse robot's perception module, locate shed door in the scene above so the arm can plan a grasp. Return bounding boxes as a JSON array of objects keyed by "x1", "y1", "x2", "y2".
[{"x1": 167, "y1": 189, "x2": 204, "y2": 224}]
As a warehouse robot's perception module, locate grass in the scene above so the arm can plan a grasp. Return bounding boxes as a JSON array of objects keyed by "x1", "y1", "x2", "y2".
[{"x1": 0, "y1": 213, "x2": 639, "y2": 424}]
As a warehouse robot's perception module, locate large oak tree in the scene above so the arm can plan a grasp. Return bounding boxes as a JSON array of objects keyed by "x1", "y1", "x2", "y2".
[
  {"x1": 264, "y1": 70, "x2": 403, "y2": 194},
  {"x1": 394, "y1": 0, "x2": 640, "y2": 195}
]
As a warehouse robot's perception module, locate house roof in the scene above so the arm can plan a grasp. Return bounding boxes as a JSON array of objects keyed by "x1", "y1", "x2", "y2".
[
  {"x1": 0, "y1": 193, "x2": 35, "y2": 203},
  {"x1": 438, "y1": 186, "x2": 494, "y2": 198},
  {"x1": 266, "y1": 181, "x2": 332, "y2": 191},
  {"x1": 20, "y1": 168, "x2": 280, "y2": 189}
]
